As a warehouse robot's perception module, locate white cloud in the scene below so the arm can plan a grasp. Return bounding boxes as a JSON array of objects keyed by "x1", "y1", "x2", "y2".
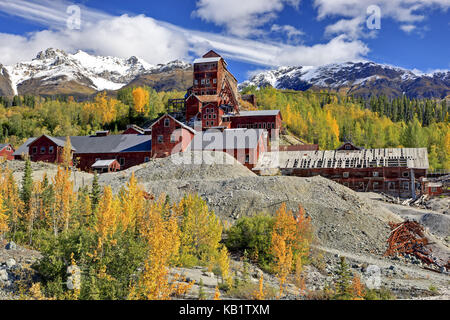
[
  {"x1": 400, "y1": 24, "x2": 417, "y2": 33},
  {"x1": 315, "y1": 0, "x2": 450, "y2": 43},
  {"x1": 0, "y1": 0, "x2": 369, "y2": 68},
  {"x1": 324, "y1": 17, "x2": 366, "y2": 39},
  {"x1": 0, "y1": 14, "x2": 190, "y2": 65},
  {"x1": 271, "y1": 24, "x2": 304, "y2": 43},
  {"x1": 314, "y1": 0, "x2": 450, "y2": 23},
  {"x1": 193, "y1": 0, "x2": 301, "y2": 37}
]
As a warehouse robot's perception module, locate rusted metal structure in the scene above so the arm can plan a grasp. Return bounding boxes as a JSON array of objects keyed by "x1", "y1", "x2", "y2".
[{"x1": 383, "y1": 220, "x2": 448, "y2": 269}]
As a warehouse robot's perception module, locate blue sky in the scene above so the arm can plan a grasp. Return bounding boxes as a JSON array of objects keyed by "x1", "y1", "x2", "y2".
[{"x1": 0, "y1": 0, "x2": 448, "y2": 82}]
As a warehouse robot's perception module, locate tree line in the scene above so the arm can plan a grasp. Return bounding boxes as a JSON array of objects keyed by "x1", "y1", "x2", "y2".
[{"x1": 1, "y1": 87, "x2": 448, "y2": 170}]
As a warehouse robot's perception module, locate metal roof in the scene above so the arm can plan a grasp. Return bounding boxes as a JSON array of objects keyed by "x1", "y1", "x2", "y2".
[
  {"x1": 234, "y1": 110, "x2": 281, "y2": 117},
  {"x1": 189, "y1": 129, "x2": 266, "y2": 150},
  {"x1": 91, "y1": 159, "x2": 119, "y2": 168},
  {"x1": 13, "y1": 138, "x2": 36, "y2": 156},
  {"x1": 255, "y1": 148, "x2": 429, "y2": 171},
  {"x1": 14, "y1": 134, "x2": 151, "y2": 156},
  {"x1": 193, "y1": 57, "x2": 222, "y2": 64},
  {"x1": 0, "y1": 143, "x2": 11, "y2": 150}
]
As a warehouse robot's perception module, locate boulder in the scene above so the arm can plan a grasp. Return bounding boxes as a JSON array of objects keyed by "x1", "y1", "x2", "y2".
[
  {"x1": 6, "y1": 258, "x2": 16, "y2": 269},
  {"x1": 0, "y1": 269, "x2": 8, "y2": 282},
  {"x1": 5, "y1": 241, "x2": 17, "y2": 250}
]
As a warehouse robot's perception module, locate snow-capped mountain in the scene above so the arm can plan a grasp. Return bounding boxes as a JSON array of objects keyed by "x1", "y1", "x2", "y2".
[
  {"x1": 0, "y1": 48, "x2": 192, "y2": 97},
  {"x1": 241, "y1": 62, "x2": 450, "y2": 99}
]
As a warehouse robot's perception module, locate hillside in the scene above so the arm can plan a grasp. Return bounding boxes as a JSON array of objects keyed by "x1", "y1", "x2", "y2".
[{"x1": 241, "y1": 62, "x2": 450, "y2": 99}]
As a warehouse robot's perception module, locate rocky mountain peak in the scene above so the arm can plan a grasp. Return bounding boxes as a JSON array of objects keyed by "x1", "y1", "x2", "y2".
[{"x1": 35, "y1": 48, "x2": 68, "y2": 61}]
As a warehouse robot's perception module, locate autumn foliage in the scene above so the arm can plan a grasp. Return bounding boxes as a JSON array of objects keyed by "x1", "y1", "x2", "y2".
[
  {"x1": 132, "y1": 87, "x2": 150, "y2": 114},
  {"x1": 270, "y1": 203, "x2": 312, "y2": 296}
]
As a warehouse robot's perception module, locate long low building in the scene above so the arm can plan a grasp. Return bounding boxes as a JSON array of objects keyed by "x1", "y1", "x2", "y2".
[
  {"x1": 14, "y1": 132, "x2": 152, "y2": 171},
  {"x1": 254, "y1": 142, "x2": 429, "y2": 198}
]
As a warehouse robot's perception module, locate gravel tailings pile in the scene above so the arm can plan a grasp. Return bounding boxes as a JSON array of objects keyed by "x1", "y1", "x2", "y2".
[
  {"x1": 101, "y1": 152, "x2": 395, "y2": 256},
  {"x1": 99, "y1": 151, "x2": 256, "y2": 183}
]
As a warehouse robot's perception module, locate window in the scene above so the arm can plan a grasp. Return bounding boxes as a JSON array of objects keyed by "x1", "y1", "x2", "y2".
[
  {"x1": 373, "y1": 182, "x2": 380, "y2": 190},
  {"x1": 208, "y1": 114, "x2": 212, "y2": 119},
  {"x1": 402, "y1": 171, "x2": 410, "y2": 178},
  {"x1": 32, "y1": 147, "x2": 37, "y2": 154},
  {"x1": 403, "y1": 182, "x2": 410, "y2": 190},
  {"x1": 194, "y1": 79, "x2": 198, "y2": 85},
  {"x1": 145, "y1": 157, "x2": 150, "y2": 162},
  {"x1": 272, "y1": 123, "x2": 275, "y2": 129},
  {"x1": 431, "y1": 187, "x2": 437, "y2": 193},
  {"x1": 343, "y1": 172, "x2": 349, "y2": 178},
  {"x1": 206, "y1": 79, "x2": 210, "y2": 85},
  {"x1": 345, "y1": 145, "x2": 351, "y2": 150},
  {"x1": 373, "y1": 171, "x2": 379, "y2": 177},
  {"x1": 40, "y1": 146, "x2": 46, "y2": 154},
  {"x1": 204, "y1": 114, "x2": 207, "y2": 119},
  {"x1": 6, "y1": 146, "x2": 10, "y2": 151},
  {"x1": 201, "y1": 79, "x2": 205, "y2": 85},
  {"x1": 213, "y1": 78, "x2": 217, "y2": 84},
  {"x1": 164, "y1": 118, "x2": 170, "y2": 127},
  {"x1": 49, "y1": 146, "x2": 54, "y2": 154},
  {"x1": 213, "y1": 114, "x2": 216, "y2": 119},
  {"x1": 245, "y1": 155, "x2": 250, "y2": 163},
  {"x1": 170, "y1": 134, "x2": 177, "y2": 143},
  {"x1": 119, "y1": 158, "x2": 125, "y2": 166},
  {"x1": 157, "y1": 135, "x2": 163, "y2": 144}
]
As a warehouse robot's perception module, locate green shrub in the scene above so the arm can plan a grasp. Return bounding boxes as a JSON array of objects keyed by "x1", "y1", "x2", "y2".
[
  {"x1": 364, "y1": 288, "x2": 396, "y2": 300},
  {"x1": 225, "y1": 215, "x2": 275, "y2": 270}
]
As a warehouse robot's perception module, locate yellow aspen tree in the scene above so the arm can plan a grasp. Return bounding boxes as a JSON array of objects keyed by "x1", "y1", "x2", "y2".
[
  {"x1": 252, "y1": 274, "x2": 266, "y2": 300},
  {"x1": 1, "y1": 169, "x2": 23, "y2": 236},
  {"x1": 93, "y1": 186, "x2": 121, "y2": 255},
  {"x1": 271, "y1": 203, "x2": 310, "y2": 296},
  {"x1": 61, "y1": 137, "x2": 73, "y2": 169},
  {"x1": 0, "y1": 192, "x2": 8, "y2": 238},
  {"x1": 293, "y1": 205, "x2": 313, "y2": 290},
  {"x1": 53, "y1": 166, "x2": 75, "y2": 234},
  {"x1": 129, "y1": 196, "x2": 193, "y2": 300},
  {"x1": 217, "y1": 245, "x2": 232, "y2": 288},
  {"x1": 176, "y1": 194, "x2": 222, "y2": 267},
  {"x1": 132, "y1": 87, "x2": 149, "y2": 114},
  {"x1": 120, "y1": 173, "x2": 146, "y2": 232}
]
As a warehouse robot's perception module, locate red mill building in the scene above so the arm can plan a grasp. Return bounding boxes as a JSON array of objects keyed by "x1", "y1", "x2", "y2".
[
  {"x1": 183, "y1": 50, "x2": 283, "y2": 134},
  {"x1": 254, "y1": 142, "x2": 429, "y2": 198}
]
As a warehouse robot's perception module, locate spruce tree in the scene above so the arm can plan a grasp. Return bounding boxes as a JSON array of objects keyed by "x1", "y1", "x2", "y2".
[
  {"x1": 90, "y1": 172, "x2": 101, "y2": 211},
  {"x1": 334, "y1": 256, "x2": 353, "y2": 300},
  {"x1": 21, "y1": 158, "x2": 33, "y2": 214}
]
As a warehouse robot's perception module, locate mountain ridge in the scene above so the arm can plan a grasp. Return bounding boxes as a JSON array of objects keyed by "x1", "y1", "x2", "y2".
[
  {"x1": 0, "y1": 48, "x2": 448, "y2": 99},
  {"x1": 240, "y1": 62, "x2": 450, "y2": 99},
  {"x1": 0, "y1": 48, "x2": 192, "y2": 97}
]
